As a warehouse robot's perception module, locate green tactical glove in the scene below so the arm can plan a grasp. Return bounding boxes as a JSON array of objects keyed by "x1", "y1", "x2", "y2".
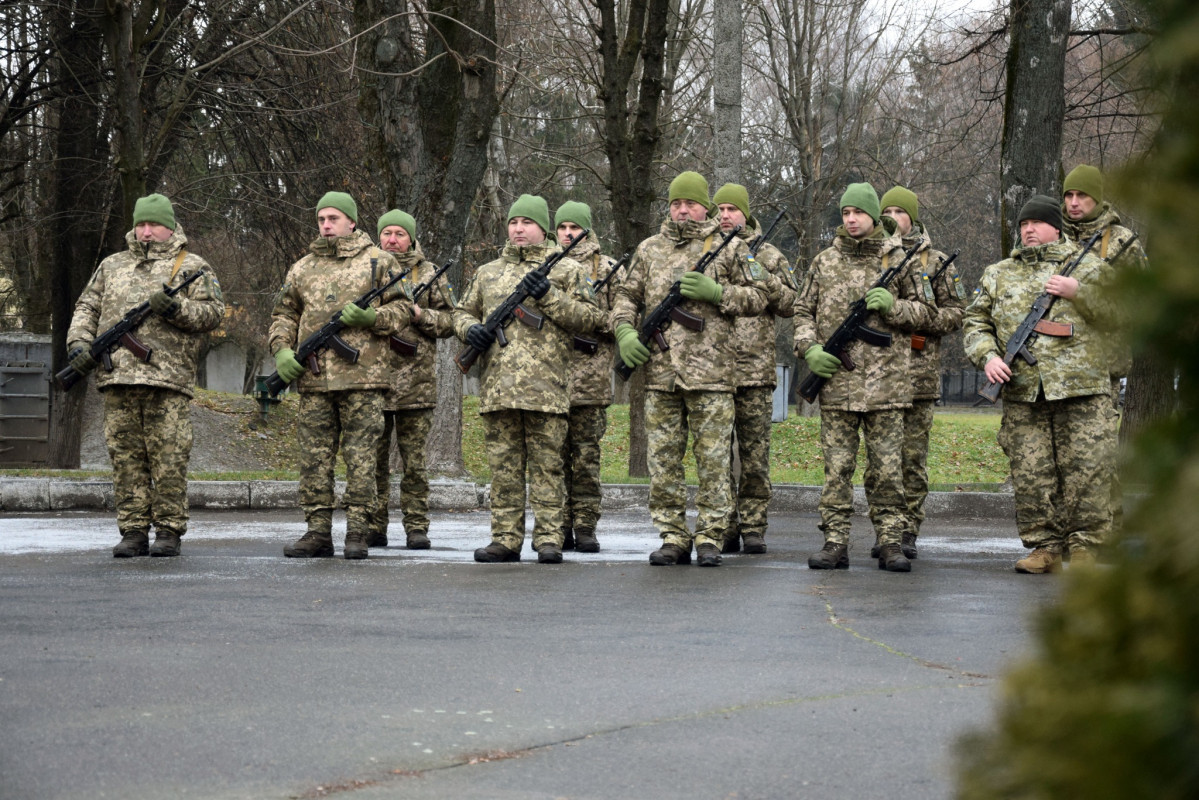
[
  {"x1": 678, "y1": 271, "x2": 723, "y2": 305},
  {"x1": 864, "y1": 287, "x2": 894, "y2": 314},
  {"x1": 149, "y1": 285, "x2": 181, "y2": 318},
  {"x1": 614, "y1": 323, "x2": 651, "y2": 369},
  {"x1": 804, "y1": 344, "x2": 842, "y2": 379},
  {"x1": 340, "y1": 303, "x2": 376, "y2": 328},
  {"x1": 68, "y1": 346, "x2": 98, "y2": 376},
  {"x1": 274, "y1": 348, "x2": 305, "y2": 383}
]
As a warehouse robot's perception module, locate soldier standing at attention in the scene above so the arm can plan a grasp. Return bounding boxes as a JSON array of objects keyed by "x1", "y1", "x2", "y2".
[
  {"x1": 453, "y1": 194, "x2": 604, "y2": 564},
  {"x1": 711, "y1": 184, "x2": 797, "y2": 555},
  {"x1": 795, "y1": 183, "x2": 934, "y2": 573},
  {"x1": 270, "y1": 192, "x2": 411, "y2": 560},
  {"x1": 555, "y1": 201, "x2": 620, "y2": 553},
  {"x1": 67, "y1": 194, "x2": 224, "y2": 558},
  {"x1": 964, "y1": 195, "x2": 1119, "y2": 572},
  {"x1": 877, "y1": 186, "x2": 966, "y2": 560},
  {"x1": 367, "y1": 209, "x2": 457, "y2": 550},
  {"x1": 611, "y1": 172, "x2": 769, "y2": 567}
]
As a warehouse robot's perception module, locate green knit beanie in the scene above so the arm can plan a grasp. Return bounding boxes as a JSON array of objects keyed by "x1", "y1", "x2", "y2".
[
  {"x1": 840, "y1": 183, "x2": 881, "y2": 223},
  {"x1": 668, "y1": 171, "x2": 711, "y2": 209},
  {"x1": 508, "y1": 194, "x2": 552, "y2": 235},
  {"x1": 880, "y1": 186, "x2": 918, "y2": 223},
  {"x1": 377, "y1": 209, "x2": 417, "y2": 240},
  {"x1": 554, "y1": 201, "x2": 592, "y2": 232},
  {"x1": 316, "y1": 191, "x2": 358, "y2": 222},
  {"x1": 133, "y1": 194, "x2": 176, "y2": 230},
  {"x1": 1018, "y1": 194, "x2": 1063, "y2": 233},
  {"x1": 1063, "y1": 164, "x2": 1103, "y2": 204},
  {"x1": 712, "y1": 183, "x2": 751, "y2": 221}
]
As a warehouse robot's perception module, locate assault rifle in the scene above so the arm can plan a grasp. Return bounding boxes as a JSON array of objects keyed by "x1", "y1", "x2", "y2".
[
  {"x1": 454, "y1": 229, "x2": 590, "y2": 374},
  {"x1": 910, "y1": 250, "x2": 959, "y2": 352},
  {"x1": 978, "y1": 231, "x2": 1134, "y2": 403},
  {"x1": 797, "y1": 242, "x2": 923, "y2": 403},
  {"x1": 55, "y1": 270, "x2": 204, "y2": 392},
  {"x1": 264, "y1": 266, "x2": 410, "y2": 396},
  {"x1": 389, "y1": 259, "x2": 457, "y2": 357},
  {"x1": 749, "y1": 209, "x2": 786, "y2": 256},
  {"x1": 573, "y1": 250, "x2": 631, "y2": 355},
  {"x1": 615, "y1": 225, "x2": 742, "y2": 382}
]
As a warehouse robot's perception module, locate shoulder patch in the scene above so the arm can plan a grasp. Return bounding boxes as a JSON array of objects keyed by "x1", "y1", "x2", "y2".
[{"x1": 746, "y1": 255, "x2": 766, "y2": 282}]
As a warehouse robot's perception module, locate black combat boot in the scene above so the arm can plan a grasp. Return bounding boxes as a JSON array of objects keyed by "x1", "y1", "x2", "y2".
[
  {"x1": 562, "y1": 528, "x2": 576, "y2": 551},
  {"x1": 366, "y1": 529, "x2": 389, "y2": 547},
  {"x1": 536, "y1": 543, "x2": 563, "y2": 564},
  {"x1": 696, "y1": 544, "x2": 723, "y2": 567},
  {"x1": 113, "y1": 530, "x2": 149, "y2": 558},
  {"x1": 283, "y1": 531, "x2": 335, "y2": 558},
  {"x1": 741, "y1": 532, "x2": 767, "y2": 554},
  {"x1": 808, "y1": 541, "x2": 849, "y2": 570},
  {"x1": 405, "y1": 530, "x2": 431, "y2": 550},
  {"x1": 649, "y1": 543, "x2": 692, "y2": 566},
  {"x1": 901, "y1": 532, "x2": 918, "y2": 560},
  {"x1": 149, "y1": 530, "x2": 182, "y2": 557},
  {"x1": 877, "y1": 543, "x2": 911, "y2": 572},
  {"x1": 474, "y1": 542, "x2": 520, "y2": 563},
  {"x1": 344, "y1": 530, "x2": 370, "y2": 560},
  {"x1": 574, "y1": 527, "x2": 600, "y2": 553},
  {"x1": 721, "y1": 533, "x2": 741, "y2": 554}
]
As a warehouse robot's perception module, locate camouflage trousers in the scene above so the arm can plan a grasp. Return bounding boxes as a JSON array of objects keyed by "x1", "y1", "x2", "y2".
[
  {"x1": 102, "y1": 385, "x2": 192, "y2": 536},
  {"x1": 646, "y1": 388, "x2": 734, "y2": 550},
  {"x1": 731, "y1": 386, "x2": 774, "y2": 537},
  {"x1": 901, "y1": 399, "x2": 937, "y2": 538},
  {"x1": 818, "y1": 408, "x2": 907, "y2": 546},
  {"x1": 370, "y1": 408, "x2": 434, "y2": 536},
  {"x1": 483, "y1": 409, "x2": 568, "y2": 552},
  {"x1": 298, "y1": 390, "x2": 384, "y2": 536},
  {"x1": 998, "y1": 395, "x2": 1117, "y2": 551},
  {"x1": 562, "y1": 404, "x2": 608, "y2": 532}
]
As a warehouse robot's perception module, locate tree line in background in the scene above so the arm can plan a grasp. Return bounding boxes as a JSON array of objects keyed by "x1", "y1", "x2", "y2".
[{"x1": 0, "y1": 0, "x2": 1161, "y2": 470}]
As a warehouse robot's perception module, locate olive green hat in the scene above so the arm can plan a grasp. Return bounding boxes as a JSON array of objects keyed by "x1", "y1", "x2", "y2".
[
  {"x1": 1018, "y1": 194, "x2": 1063, "y2": 233},
  {"x1": 508, "y1": 194, "x2": 552, "y2": 235},
  {"x1": 133, "y1": 194, "x2": 176, "y2": 231},
  {"x1": 840, "y1": 182, "x2": 881, "y2": 224},
  {"x1": 880, "y1": 186, "x2": 918, "y2": 223},
  {"x1": 316, "y1": 191, "x2": 358, "y2": 222},
  {"x1": 1063, "y1": 164, "x2": 1103, "y2": 204},
  {"x1": 712, "y1": 183, "x2": 752, "y2": 222},
  {"x1": 668, "y1": 171, "x2": 711, "y2": 210},
  {"x1": 377, "y1": 209, "x2": 417, "y2": 240},
  {"x1": 554, "y1": 201, "x2": 592, "y2": 232}
]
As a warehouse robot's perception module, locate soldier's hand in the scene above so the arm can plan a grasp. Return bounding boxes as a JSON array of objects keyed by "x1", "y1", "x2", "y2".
[
  {"x1": 149, "y1": 285, "x2": 181, "y2": 318},
  {"x1": 519, "y1": 271, "x2": 550, "y2": 300},
  {"x1": 68, "y1": 347, "x2": 98, "y2": 376},
  {"x1": 864, "y1": 287, "x2": 894, "y2": 314},
  {"x1": 340, "y1": 303, "x2": 377, "y2": 328},
  {"x1": 614, "y1": 323, "x2": 651, "y2": 368},
  {"x1": 274, "y1": 348, "x2": 305, "y2": 383},
  {"x1": 678, "y1": 271, "x2": 723, "y2": 305},
  {"x1": 465, "y1": 324, "x2": 496, "y2": 352},
  {"x1": 984, "y1": 356, "x2": 1012, "y2": 385},
  {"x1": 804, "y1": 344, "x2": 842, "y2": 379}
]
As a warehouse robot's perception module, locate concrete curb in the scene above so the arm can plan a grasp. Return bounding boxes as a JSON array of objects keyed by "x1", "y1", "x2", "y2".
[{"x1": 1, "y1": 476, "x2": 1013, "y2": 519}]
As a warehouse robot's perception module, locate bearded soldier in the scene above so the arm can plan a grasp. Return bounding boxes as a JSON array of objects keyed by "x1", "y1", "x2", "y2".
[{"x1": 66, "y1": 194, "x2": 224, "y2": 558}]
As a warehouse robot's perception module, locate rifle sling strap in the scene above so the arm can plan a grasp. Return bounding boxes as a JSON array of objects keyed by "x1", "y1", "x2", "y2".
[{"x1": 169, "y1": 249, "x2": 188, "y2": 282}]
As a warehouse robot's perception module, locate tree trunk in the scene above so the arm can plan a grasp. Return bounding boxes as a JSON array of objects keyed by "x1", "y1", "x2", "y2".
[
  {"x1": 712, "y1": 0, "x2": 743, "y2": 186},
  {"x1": 1000, "y1": 0, "x2": 1072, "y2": 253}
]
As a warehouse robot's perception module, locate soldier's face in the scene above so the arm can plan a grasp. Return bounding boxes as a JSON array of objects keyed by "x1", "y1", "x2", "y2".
[
  {"x1": 318, "y1": 208, "x2": 355, "y2": 239},
  {"x1": 842, "y1": 207, "x2": 874, "y2": 239},
  {"x1": 716, "y1": 203, "x2": 746, "y2": 232},
  {"x1": 1063, "y1": 190, "x2": 1097, "y2": 221},
  {"x1": 670, "y1": 199, "x2": 708, "y2": 223},
  {"x1": 134, "y1": 222, "x2": 173, "y2": 243},
  {"x1": 380, "y1": 225, "x2": 411, "y2": 254},
  {"x1": 882, "y1": 206, "x2": 912, "y2": 236},
  {"x1": 557, "y1": 222, "x2": 584, "y2": 246},
  {"x1": 508, "y1": 216, "x2": 546, "y2": 246},
  {"x1": 1020, "y1": 219, "x2": 1060, "y2": 247}
]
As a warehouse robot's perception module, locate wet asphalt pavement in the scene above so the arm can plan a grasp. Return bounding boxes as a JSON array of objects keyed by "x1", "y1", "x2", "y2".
[{"x1": 0, "y1": 508, "x2": 1064, "y2": 800}]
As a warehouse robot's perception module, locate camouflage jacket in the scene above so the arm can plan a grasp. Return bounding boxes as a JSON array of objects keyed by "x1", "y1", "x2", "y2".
[
  {"x1": 962, "y1": 238, "x2": 1118, "y2": 402},
  {"x1": 453, "y1": 239, "x2": 603, "y2": 415},
  {"x1": 731, "y1": 220, "x2": 798, "y2": 388},
  {"x1": 67, "y1": 226, "x2": 224, "y2": 399},
  {"x1": 902, "y1": 223, "x2": 967, "y2": 401},
  {"x1": 1063, "y1": 201, "x2": 1145, "y2": 378},
  {"x1": 610, "y1": 217, "x2": 769, "y2": 393},
  {"x1": 382, "y1": 243, "x2": 457, "y2": 411},
  {"x1": 269, "y1": 230, "x2": 411, "y2": 393},
  {"x1": 566, "y1": 239, "x2": 622, "y2": 407},
  {"x1": 793, "y1": 218, "x2": 935, "y2": 411}
]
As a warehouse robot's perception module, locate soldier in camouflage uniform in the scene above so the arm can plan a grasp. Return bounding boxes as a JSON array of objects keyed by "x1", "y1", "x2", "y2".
[
  {"x1": 794, "y1": 183, "x2": 934, "y2": 573},
  {"x1": 367, "y1": 209, "x2": 457, "y2": 550},
  {"x1": 556, "y1": 201, "x2": 621, "y2": 553},
  {"x1": 963, "y1": 195, "x2": 1120, "y2": 573},
  {"x1": 453, "y1": 194, "x2": 604, "y2": 564},
  {"x1": 876, "y1": 186, "x2": 967, "y2": 560},
  {"x1": 269, "y1": 192, "x2": 411, "y2": 560},
  {"x1": 66, "y1": 194, "x2": 224, "y2": 558},
  {"x1": 1061, "y1": 165, "x2": 1147, "y2": 550},
  {"x1": 611, "y1": 172, "x2": 769, "y2": 567},
  {"x1": 711, "y1": 184, "x2": 797, "y2": 555}
]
